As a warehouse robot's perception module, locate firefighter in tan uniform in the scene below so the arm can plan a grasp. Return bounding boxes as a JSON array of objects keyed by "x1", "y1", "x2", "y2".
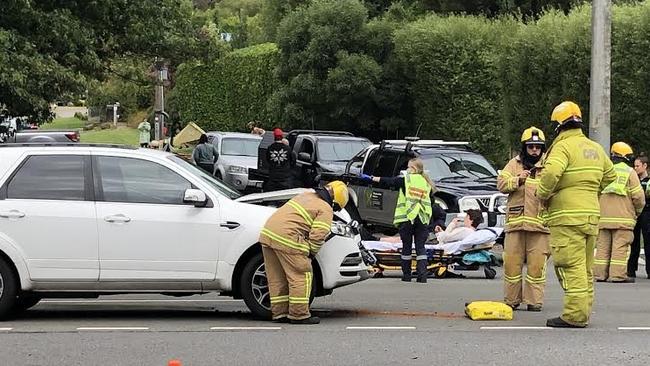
[
  {"x1": 498, "y1": 127, "x2": 550, "y2": 311},
  {"x1": 594, "y1": 142, "x2": 646, "y2": 283},
  {"x1": 259, "y1": 181, "x2": 349, "y2": 325}
]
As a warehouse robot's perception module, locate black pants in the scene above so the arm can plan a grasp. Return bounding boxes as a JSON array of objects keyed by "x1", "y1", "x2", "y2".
[
  {"x1": 628, "y1": 211, "x2": 650, "y2": 277},
  {"x1": 398, "y1": 218, "x2": 429, "y2": 281},
  {"x1": 198, "y1": 163, "x2": 215, "y2": 176},
  {"x1": 140, "y1": 143, "x2": 149, "y2": 148}
]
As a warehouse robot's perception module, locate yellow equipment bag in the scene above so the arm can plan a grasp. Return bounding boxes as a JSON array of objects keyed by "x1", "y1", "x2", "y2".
[{"x1": 465, "y1": 301, "x2": 513, "y2": 321}]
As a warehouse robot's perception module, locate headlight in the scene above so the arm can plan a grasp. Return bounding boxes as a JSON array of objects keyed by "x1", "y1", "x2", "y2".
[
  {"x1": 458, "y1": 198, "x2": 481, "y2": 212},
  {"x1": 434, "y1": 197, "x2": 448, "y2": 210},
  {"x1": 330, "y1": 221, "x2": 354, "y2": 238},
  {"x1": 228, "y1": 165, "x2": 247, "y2": 173}
]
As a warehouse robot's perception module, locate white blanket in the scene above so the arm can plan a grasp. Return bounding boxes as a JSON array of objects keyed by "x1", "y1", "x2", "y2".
[{"x1": 363, "y1": 228, "x2": 503, "y2": 255}]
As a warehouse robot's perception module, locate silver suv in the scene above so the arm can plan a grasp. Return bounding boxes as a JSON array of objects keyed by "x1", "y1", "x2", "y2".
[{"x1": 206, "y1": 132, "x2": 263, "y2": 191}]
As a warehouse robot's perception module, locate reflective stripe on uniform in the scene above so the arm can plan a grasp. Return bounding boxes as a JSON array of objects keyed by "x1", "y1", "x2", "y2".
[
  {"x1": 544, "y1": 209, "x2": 601, "y2": 220},
  {"x1": 287, "y1": 200, "x2": 314, "y2": 225},
  {"x1": 270, "y1": 295, "x2": 289, "y2": 304},
  {"x1": 506, "y1": 216, "x2": 544, "y2": 225},
  {"x1": 594, "y1": 259, "x2": 609, "y2": 265},
  {"x1": 312, "y1": 220, "x2": 331, "y2": 231},
  {"x1": 599, "y1": 217, "x2": 636, "y2": 226},
  {"x1": 503, "y1": 274, "x2": 522, "y2": 284},
  {"x1": 563, "y1": 166, "x2": 603, "y2": 174},
  {"x1": 260, "y1": 228, "x2": 310, "y2": 253},
  {"x1": 602, "y1": 162, "x2": 632, "y2": 196}
]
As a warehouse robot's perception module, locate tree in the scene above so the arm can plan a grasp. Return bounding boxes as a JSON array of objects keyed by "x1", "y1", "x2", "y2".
[{"x1": 0, "y1": 0, "x2": 226, "y2": 122}]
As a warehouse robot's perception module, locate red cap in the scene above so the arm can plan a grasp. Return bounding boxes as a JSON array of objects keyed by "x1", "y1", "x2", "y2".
[
  {"x1": 168, "y1": 360, "x2": 182, "y2": 366},
  {"x1": 273, "y1": 128, "x2": 283, "y2": 139}
]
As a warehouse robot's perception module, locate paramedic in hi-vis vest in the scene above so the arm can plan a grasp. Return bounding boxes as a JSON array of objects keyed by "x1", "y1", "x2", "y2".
[
  {"x1": 536, "y1": 101, "x2": 616, "y2": 328},
  {"x1": 360, "y1": 158, "x2": 434, "y2": 283},
  {"x1": 593, "y1": 142, "x2": 645, "y2": 283},
  {"x1": 497, "y1": 127, "x2": 550, "y2": 312},
  {"x1": 259, "y1": 181, "x2": 349, "y2": 325}
]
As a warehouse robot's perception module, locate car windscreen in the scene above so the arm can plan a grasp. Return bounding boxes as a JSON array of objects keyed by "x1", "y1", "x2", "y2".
[
  {"x1": 317, "y1": 138, "x2": 371, "y2": 162},
  {"x1": 168, "y1": 155, "x2": 242, "y2": 199},
  {"x1": 221, "y1": 138, "x2": 260, "y2": 157},
  {"x1": 420, "y1": 152, "x2": 497, "y2": 180}
]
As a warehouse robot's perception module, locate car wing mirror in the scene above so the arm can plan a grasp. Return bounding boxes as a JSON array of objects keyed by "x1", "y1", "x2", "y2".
[{"x1": 183, "y1": 189, "x2": 208, "y2": 207}]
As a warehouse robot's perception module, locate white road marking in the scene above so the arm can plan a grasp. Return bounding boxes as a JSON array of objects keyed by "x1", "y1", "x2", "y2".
[
  {"x1": 41, "y1": 299, "x2": 242, "y2": 304},
  {"x1": 346, "y1": 326, "x2": 416, "y2": 330},
  {"x1": 210, "y1": 327, "x2": 282, "y2": 331},
  {"x1": 0, "y1": 328, "x2": 12, "y2": 331},
  {"x1": 618, "y1": 327, "x2": 650, "y2": 330},
  {"x1": 76, "y1": 327, "x2": 149, "y2": 331},
  {"x1": 480, "y1": 326, "x2": 552, "y2": 330}
]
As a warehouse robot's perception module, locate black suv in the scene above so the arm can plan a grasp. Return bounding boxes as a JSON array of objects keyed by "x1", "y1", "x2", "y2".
[
  {"x1": 249, "y1": 130, "x2": 371, "y2": 188},
  {"x1": 344, "y1": 139, "x2": 507, "y2": 235}
]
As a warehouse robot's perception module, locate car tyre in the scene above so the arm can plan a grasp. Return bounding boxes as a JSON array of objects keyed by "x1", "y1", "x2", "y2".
[
  {"x1": 0, "y1": 257, "x2": 18, "y2": 320},
  {"x1": 240, "y1": 252, "x2": 316, "y2": 320}
]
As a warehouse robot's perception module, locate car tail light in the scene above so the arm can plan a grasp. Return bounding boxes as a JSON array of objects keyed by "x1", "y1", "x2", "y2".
[{"x1": 65, "y1": 131, "x2": 80, "y2": 142}]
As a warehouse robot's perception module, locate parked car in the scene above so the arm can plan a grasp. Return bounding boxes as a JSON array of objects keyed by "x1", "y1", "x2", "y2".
[
  {"x1": 343, "y1": 138, "x2": 507, "y2": 235},
  {"x1": 249, "y1": 130, "x2": 371, "y2": 188},
  {"x1": 206, "y1": 132, "x2": 263, "y2": 191},
  {"x1": 0, "y1": 144, "x2": 369, "y2": 319}
]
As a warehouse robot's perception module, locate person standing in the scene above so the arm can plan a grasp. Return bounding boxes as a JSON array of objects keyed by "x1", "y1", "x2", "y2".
[
  {"x1": 264, "y1": 128, "x2": 294, "y2": 192},
  {"x1": 138, "y1": 119, "x2": 151, "y2": 148},
  {"x1": 361, "y1": 158, "x2": 434, "y2": 283},
  {"x1": 536, "y1": 101, "x2": 616, "y2": 328},
  {"x1": 594, "y1": 142, "x2": 645, "y2": 283},
  {"x1": 191, "y1": 134, "x2": 219, "y2": 175},
  {"x1": 498, "y1": 126, "x2": 550, "y2": 311},
  {"x1": 260, "y1": 181, "x2": 349, "y2": 324},
  {"x1": 628, "y1": 153, "x2": 650, "y2": 278}
]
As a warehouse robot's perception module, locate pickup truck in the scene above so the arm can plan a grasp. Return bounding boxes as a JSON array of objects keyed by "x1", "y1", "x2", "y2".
[
  {"x1": 249, "y1": 130, "x2": 371, "y2": 188},
  {"x1": 0, "y1": 127, "x2": 80, "y2": 144}
]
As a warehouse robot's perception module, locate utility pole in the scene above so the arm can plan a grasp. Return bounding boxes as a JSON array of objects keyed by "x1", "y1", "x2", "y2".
[
  {"x1": 589, "y1": 0, "x2": 612, "y2": 151},
  {"x1": 153, "y1": 58, "x2": 168, "y2": 150}
]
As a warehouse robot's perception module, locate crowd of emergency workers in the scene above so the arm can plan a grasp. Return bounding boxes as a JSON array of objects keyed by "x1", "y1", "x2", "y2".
[{"x1": 192, "y1": 101, "x2": 649, "y2": 328}]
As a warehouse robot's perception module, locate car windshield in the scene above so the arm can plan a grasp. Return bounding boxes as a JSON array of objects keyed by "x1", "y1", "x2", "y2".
[
  {"x1": 421, "y1": 152, "x2": 497, "y2": 180},
  {"x1": 168, "y1": 156, "x2": 242, "y2": 199},
  {"x1": 221, "y1": 138, "x2": 260, "y2": 157},
  {"x1": 317, "y1": 138, "x2": 371, "y2": 162}
]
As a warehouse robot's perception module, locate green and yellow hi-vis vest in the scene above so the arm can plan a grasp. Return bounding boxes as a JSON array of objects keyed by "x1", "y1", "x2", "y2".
[
  {"x1": 602, "y1": 162, "x2": 632, "y2": 196},
  {"x1": 393, "y1": 173, "x2": 432, "y2": 226}
]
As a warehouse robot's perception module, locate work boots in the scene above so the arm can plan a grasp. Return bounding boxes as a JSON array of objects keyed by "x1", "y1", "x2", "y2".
[
  {"x1": 290, "y1": 316, "x2": 320, "y2": 325},
  {"x1": 612, "y1": 277, "x2": 635, "y2": 283},
  {"x1": 546, "y1": 317, "x2": 585, "y2": 328},
  {"x1": 401, "y1": 260, "x2": 412, "y2": 282},
  {"x1": 416, "y1": 259, "x2": 428, "y2": 283},
  {"x1": 527, "y1": 304, "x2": 542, "y2": 312}
]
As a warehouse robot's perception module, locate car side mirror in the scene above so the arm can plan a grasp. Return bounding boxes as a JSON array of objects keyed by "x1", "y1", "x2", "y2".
[
  {"x1": 183, "y1": 189, "x2": 208, "y2": 207},
  {"x1": 298, "y1": 152, "x2": 313, "y2": 164}
]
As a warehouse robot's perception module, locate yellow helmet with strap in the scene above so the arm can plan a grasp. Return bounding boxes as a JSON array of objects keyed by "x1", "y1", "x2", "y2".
[
  {"x1": 551, "y1": 101, "x2": 582, "y2": 125},
  {"x1": 611, "y1": 141, "x2": 633, "y2": 157},
  {"x1": 326, "y1": 180, "x2": 349, "y2": 208},
  {"x1": 520, "y1": 126, "x2": 546, "y2": 144}
]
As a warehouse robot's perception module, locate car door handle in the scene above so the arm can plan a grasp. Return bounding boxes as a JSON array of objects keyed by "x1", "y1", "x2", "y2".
[
  {"x1": 0, "y1": 210, "x2": 25, "y2": 219},
  {"x1": 104, "y1": 214, "x2": 131, "y2": 223},
  {"x1": 220, "y1": 221, "x2": 240, "y2": 229}
]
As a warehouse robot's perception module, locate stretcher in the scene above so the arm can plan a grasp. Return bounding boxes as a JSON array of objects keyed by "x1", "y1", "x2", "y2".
[{"x1": 362, "y1": 228, "x2": 502, "y2": 279}]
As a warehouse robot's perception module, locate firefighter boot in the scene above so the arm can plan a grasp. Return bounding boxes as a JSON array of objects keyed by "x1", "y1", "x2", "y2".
[
  {"x1": 290, "y1": 316, "x2": 320, "y2": 325},
  {"x1": 416, "y1": 259, "x2": 428, "y2": 283},
  {"x1": 401, "y1": 259, "x2": 412, "y2": 282},
  {"x1": 546, "y1": 317, "x2": 585, "y2": 328}
]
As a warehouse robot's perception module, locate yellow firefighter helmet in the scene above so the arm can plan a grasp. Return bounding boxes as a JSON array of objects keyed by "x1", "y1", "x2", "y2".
[{"x1": 550, "y1": 101, "x2": 582, "y2": 125}]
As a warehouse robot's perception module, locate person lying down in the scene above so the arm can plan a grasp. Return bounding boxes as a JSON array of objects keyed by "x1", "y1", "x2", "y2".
[{"x1": 435, "y1": 209, "x2": 484, "y2": 244}]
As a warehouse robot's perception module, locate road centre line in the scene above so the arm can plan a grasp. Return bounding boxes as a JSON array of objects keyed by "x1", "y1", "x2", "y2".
[
  {"x1": 480, "y1": 326, "x2": 552, "y2": 330},
  {"x1": 210, "y1": 327, "x2": 282, "y2": 331},
  {"x1": 346, "y1": 326, "x2": 416, "y2": 330},
  {"x1": 618, "y1": 327, "x2": 650, "y2": 330},
  {"x1": 0, "y1": 328, "x2": 12, "y2": 331},
  {"x1": 40, "y1": 299, "x2": 242, "y2": 304},
  {"x1": 76, "y1": 327, "x2": 149, "y2": 331}
]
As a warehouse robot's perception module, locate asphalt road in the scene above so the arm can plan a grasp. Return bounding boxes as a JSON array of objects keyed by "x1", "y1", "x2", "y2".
[{"x1": 1, "y1": 266, "x2": 650, "y2": 366}]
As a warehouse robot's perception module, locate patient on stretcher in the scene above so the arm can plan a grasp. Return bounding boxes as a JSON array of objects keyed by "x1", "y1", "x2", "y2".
[{"x1": 435, "y1": 209, "x2": 483, "y2": 244}]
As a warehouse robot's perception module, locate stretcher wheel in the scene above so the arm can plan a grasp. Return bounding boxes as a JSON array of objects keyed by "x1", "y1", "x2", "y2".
[{"x1": 484, "y1": 266, "x2": 497, "y2": 279}]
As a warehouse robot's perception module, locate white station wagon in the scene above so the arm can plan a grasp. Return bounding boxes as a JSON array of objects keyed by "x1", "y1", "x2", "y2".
[{"x1": 0, "y1": 144, "x2": 369, "y2": 318}]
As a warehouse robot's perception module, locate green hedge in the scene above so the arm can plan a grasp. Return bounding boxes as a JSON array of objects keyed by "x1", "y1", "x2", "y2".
[{"x1": 174, "y1": 43, "x2": 279, "y2": 132}]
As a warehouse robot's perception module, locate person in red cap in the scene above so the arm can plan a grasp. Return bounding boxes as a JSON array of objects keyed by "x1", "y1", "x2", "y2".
[{"x1": 264, "y1": 128, "x2": 294, "y2": 192}]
